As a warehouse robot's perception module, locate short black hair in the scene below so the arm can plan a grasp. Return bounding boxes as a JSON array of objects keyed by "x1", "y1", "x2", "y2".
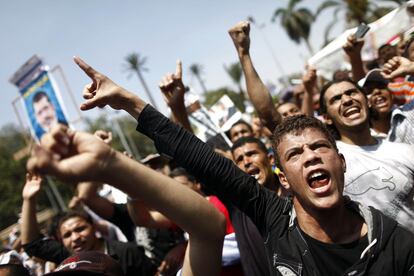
[
  {"x1": 271, "y1": 115, "x2": 338, "y2": 171},
  {"x1": 378, "y1": 43, "x2": 394, "y2": 55},
  {"x1": 57, "y1": 210, "x2": 93, "y2": 234},
  {"x1": 231, "y1": 136, "x2": 268, "y2": 155},
  {"x1": 32, "y1": 91, "x2": 50, "y2": 104},
  {"x1": 230, "y1": 120, "x2": 253, "y2": 134},
  {"x1": 169, "y1": 167, "x2": 197, "y2": 183}
]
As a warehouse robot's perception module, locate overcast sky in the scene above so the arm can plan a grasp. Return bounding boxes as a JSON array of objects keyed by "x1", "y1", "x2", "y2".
[{"x1": 0, "y1": 0, "x2": 350, "y2": 130}]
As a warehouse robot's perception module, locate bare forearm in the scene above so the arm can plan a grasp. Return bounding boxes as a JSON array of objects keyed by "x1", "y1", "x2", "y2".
[
  {"x1": 127, "y1": 200, "x2": 174, "y2": 228},
  {"x1": 349, "y1": 54, "x2": 365, "y2": 82},
  {"x1": 182, "y1": 238, "x2": 223, "y2": 276},
  {"x1": 21, "y1": 199, "x2": 40, "y2": 245},
  {"x1": 239, "y1": 54, "x2": 281, "y2": 132},
  {"x1": 302, "y1": 88, "x2": 315, "y2": 117},
  {"x1": 104, "y1": 152, "x2": 226, "y2": 240},
  {"x1": 123, "y1": 91, "x2": 148, "y2": 120},
  {"x1": 170, "y1": 103, "x2": 193, "y2": 133}
]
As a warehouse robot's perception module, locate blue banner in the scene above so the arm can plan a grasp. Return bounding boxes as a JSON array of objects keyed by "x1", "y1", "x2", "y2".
[{"x1": 20, "y1": 70, "x2": 68, "y2": 140}]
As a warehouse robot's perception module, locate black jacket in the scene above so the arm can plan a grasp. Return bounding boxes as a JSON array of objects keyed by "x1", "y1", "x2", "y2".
[
  {"x1": 137, "y1": 104, "x2": 414, "y2": 276},
  {"x1": 23, "y1": 237, "x2": 155, "y2": 275}
]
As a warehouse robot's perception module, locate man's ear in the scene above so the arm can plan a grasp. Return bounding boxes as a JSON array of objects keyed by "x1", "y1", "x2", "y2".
[
  {"x1": 339, "y1": 153, "x2": 346, "y2": 173},
  {"x1": 277, "y1": 170, "x2": 290, "y2": 190},
  {"x1": 267, "y1": 153, "x2": 275, "y2": 166},
  {"x1": 322, "y1": 113, "x2": 333, "y2": 125}
]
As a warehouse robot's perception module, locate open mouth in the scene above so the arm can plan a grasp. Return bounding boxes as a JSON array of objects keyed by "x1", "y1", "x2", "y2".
[
  {"x1": 72, "y1": 243, "x2": 85, "y2": 252},
  {"x1": 342, "y1": 106, "x2": 360, "y2": 118},
  {"x1": 373, "y1": 96, "x2": 388, "y2": 108},
  {"x1": 247, "y1": 168, "x2": 261, "y2": 180},
  {"x1": 307, "y1": 169, "x2": 331, "y2": 193}
]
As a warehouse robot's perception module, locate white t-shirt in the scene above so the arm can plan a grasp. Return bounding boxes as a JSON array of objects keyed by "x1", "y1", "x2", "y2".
[{"x1": 338, "y1": 138, "x2": 414, "y2": 232}]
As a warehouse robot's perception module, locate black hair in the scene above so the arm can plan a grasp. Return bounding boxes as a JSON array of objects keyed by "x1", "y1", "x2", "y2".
[
  {"x1": 57, "y1": 210, "x2": 93, "y2": 235},
  {"x1": 378, "y1": 43, "x2": 394, "y2": 55},
  {"x1": 231, "y1": 136, "x2": 268, "y2": 155},
  {"x1": 230, "y1": 120, "x2": 253, "y2": 134},
  {"x1": 206, "y1": 134, "x2": 230, "y2": 152},
  {"x1": 32, "y1": 91, "x2": 50, "y2": 104},
  {"x1": 169, "y1": 167, "x2": 197, "y2": 183},
  {"x1": 271, "y1": 115, "x2": 338, "y2": 171}
]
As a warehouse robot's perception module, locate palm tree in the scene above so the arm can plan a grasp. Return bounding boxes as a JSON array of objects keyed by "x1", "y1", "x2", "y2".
[
  {"x1": 316, "y1": 0, "x2": 395, "y2": 44},
  {"x1": 272, "y1": 0, "x2": 315, "y2": 55},
  {"x1": 224, "y1": 62, "x2": 244, "y2": 94},
  {"x1": 189, "y1": 63, "x2": 208, "y2": 95},
  {"x1": 124, "y1": 53, "x2": 159, "y2": 110}
]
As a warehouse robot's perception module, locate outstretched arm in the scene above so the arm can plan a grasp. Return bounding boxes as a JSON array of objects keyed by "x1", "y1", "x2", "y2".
[
  {"x1": 21, "y1": 173, "x2": 42, "y2": 245},
  {"x1": 72, "y1": 56, "x2": 285, "y2": 233},
  {"x1": 302, "y1": 66, "x2": 317, "y2": 117},
  {"x1": 76, "y1": 181, "x2": 115, "y2": 219},
  {"x1": 127, "y1": 198, "x2": 175, "y2": 229},
  {"x1": 27, "y1": 125, "x2": 225, "y2": 276},
  {"x1": 228, "y1": 21, "x2": 281, "y2": 132},
  {"x1": 159, "y1": 60, "x2": 193, "y2": 132},
  {"x1": 343, "y1": 34, "x2": 365, "y2": 82}
]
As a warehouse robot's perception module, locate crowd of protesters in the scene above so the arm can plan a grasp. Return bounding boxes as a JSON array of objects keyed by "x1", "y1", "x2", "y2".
[{"x1": 2, "y1": 12, "x2": 414, "y2": 276}]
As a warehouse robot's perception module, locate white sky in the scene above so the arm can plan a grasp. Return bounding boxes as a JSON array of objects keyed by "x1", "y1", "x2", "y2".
[{"x1": 0, "y1": 0, "x2": 371, "y2": 129}]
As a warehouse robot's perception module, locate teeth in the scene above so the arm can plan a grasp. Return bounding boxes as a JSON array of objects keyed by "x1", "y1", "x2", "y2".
[
  {"x1": 344, "y1": 107, "x2": 359, "y2": 116},
  {"x1": 310, "y1": 172, "x2": 323, "y2": 179}
]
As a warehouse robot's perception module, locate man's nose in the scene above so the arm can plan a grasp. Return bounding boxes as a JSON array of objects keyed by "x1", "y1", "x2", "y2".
[
  {"x1": 303, "y1": 147, "x2": 321, "y2": 167},
  {"x1": 341, "y1": 94, "x2": 353, "y2": 105},
  {"x1": 243, "y1": 156, "x2": 252, "y2": 167},
  {"x1": 71, "y1": 232, "x2": 81, "y2": 241}
]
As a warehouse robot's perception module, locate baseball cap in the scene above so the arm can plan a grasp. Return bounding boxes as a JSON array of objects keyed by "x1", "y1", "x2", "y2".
[
  {"x1": 358, "y1": 69, "x2": 389, "y2": 88},
  {"x1": 45, "y1": 251, "x2": 124, "y2": 276}
]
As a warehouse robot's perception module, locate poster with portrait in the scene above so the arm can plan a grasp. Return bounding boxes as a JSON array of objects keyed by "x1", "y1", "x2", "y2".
[
  {"x1": 19, "y1": 69, "x2": 69, "y2": 141},
  {"x1": 208, "y1": 95, "x2": 242, "y2": 131}
]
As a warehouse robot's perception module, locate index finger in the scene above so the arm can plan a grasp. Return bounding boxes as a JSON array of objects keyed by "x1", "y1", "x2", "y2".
[
  {"x1": 73, "y1": 56, "x2": 99, "y2": 79},
  {"x1": 175, "y1": 60, "x2": 182, "y2": 79}
]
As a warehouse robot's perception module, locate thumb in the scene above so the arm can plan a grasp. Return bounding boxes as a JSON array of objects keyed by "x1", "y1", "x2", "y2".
[{"x1": 80, "y1": 97, "x2": 104, "y2": 111}]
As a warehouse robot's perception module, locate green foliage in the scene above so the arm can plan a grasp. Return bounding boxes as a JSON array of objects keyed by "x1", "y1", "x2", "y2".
[
  {"x1": 272, "y1": 0, "x2": 315, "y2": 54},
  {"x1": 316, "y1": 0, "x2": 396, "y2": 42},
  {"x1": 203, "y1": 87, "x2": 246, "y2": 113},
  {"x1": 224, "y1": 62, "x2": 244, "y2": 93},
  {"x1": 0, "y1": 124, "x2": 72, "y2": 230}
]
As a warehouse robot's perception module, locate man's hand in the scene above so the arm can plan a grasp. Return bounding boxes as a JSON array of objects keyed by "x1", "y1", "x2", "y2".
[
  {"x1": 27, "y1": 124, "x2": 115, "y2": 183},
  {"x1": 303, "y1": 66, "x2": 317, "y2": 93},
  {"x1": 382, "y1": 56, "x2": 414, "y2": 79},
  {"x1": 228, "y1": 21, "x2": 250, "y2": 57},
  {"x1": 22, "y1": 173, "x2": 42, "y2": 201},
  {"x1": 159, "y1": 60, "x2": 186, "y2": 109},
  {"x1": 94, "y1": 130, "x2": 112, "y2": 144},
  {"x1": 73, "y1": 57, "x2": 147, "y2": 118},
  {"x1": 343, "y1": 34, "x2": 364, "y2": 58},
  {"x1": 156, "y1": 242, "x2": 186, "y2": 276}
]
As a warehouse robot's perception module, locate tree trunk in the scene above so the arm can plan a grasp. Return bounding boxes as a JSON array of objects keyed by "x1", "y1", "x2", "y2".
[
  {"x1": 135, "y1": 69, "x2": 159, "y2": 110},
  {"x1": 196, "y1": 75, "x2": 208, "y2": 96}
]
